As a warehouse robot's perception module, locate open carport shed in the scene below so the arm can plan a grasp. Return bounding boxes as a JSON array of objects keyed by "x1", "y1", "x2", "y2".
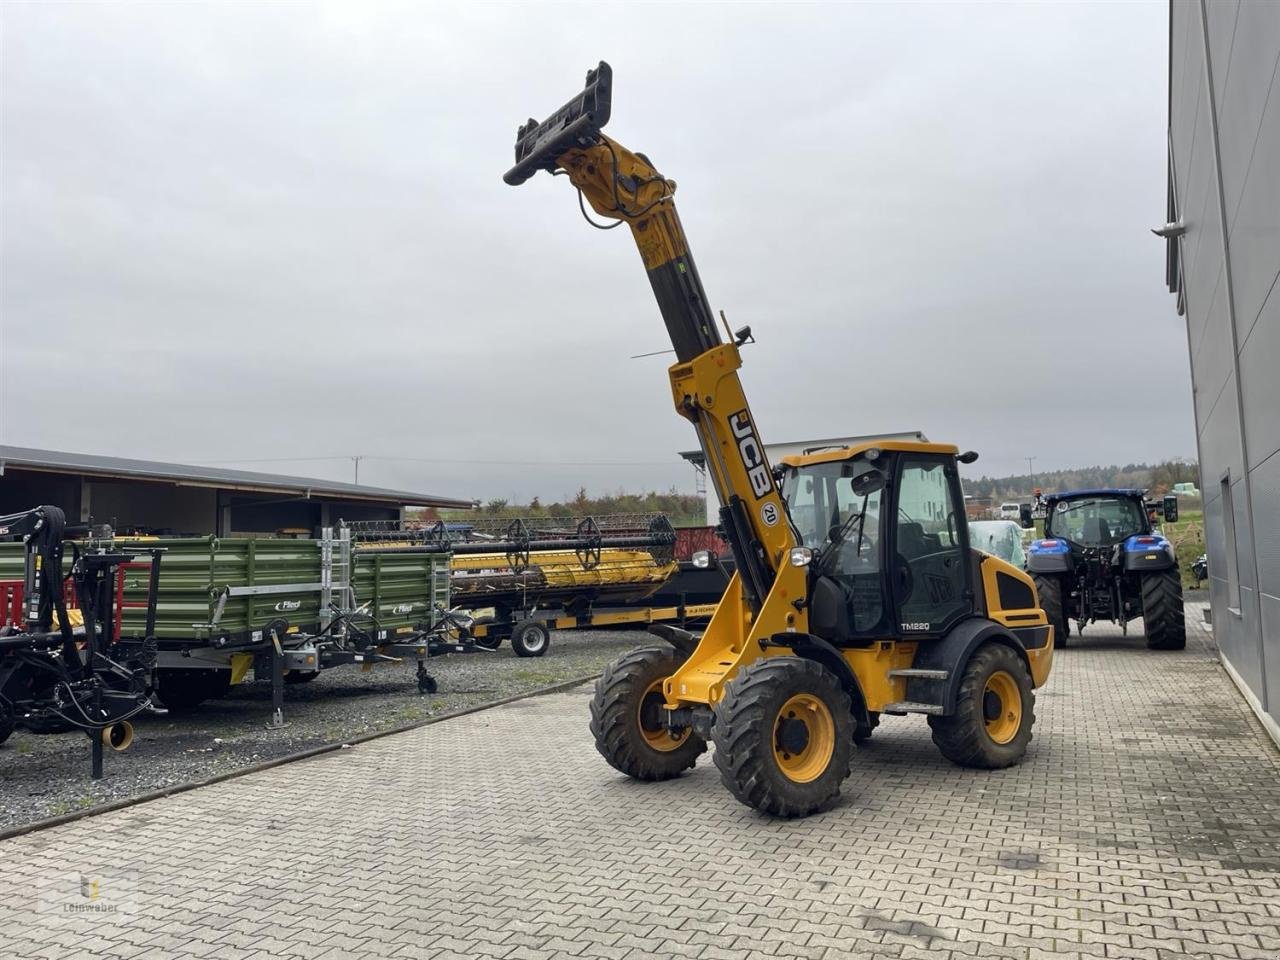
[{"x1": 0, "y1": 445, "x2": 472, "y2": 536}]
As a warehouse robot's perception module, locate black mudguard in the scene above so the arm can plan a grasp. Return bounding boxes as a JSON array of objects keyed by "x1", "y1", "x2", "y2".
[
  {"x1": 1122, "y1": 551, "x2": 1177, "y2": 573},
  {"x1": 769, "y1": 633, "x2": 871, "y2": 729},
  {"x1": 1027, "y1": 553, "x2": 1072, "y2": 574},
  {"x1": 908, "y1": 617, "x2": 1029, "y2": 714}
]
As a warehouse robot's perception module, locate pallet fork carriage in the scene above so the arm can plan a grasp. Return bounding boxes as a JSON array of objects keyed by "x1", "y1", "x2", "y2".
[{"x1": 504, "y1": 63, "x2": 1055, "y2": 816}]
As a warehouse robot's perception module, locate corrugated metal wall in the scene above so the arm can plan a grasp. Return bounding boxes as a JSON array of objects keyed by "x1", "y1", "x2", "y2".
[{"x1": 1168, "y1": 0, "x2": 1280, "y2": 736}]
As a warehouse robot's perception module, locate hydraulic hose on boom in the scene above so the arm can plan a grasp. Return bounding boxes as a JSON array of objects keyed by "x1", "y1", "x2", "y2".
[{"x1": 504, "y1": 62, "x2": 791, "y2": 619}]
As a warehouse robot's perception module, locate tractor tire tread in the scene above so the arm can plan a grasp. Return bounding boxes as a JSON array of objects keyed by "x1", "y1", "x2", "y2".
[
  {"x1": 588, "y1": 646, "x2": 706, "y2": 781},
  {"x1": 712, "y1": 657, "x2": 853, "y2": 818},
  {"x1": 1033, "y1": 574, "x2": 1069, "y2": 647},
  {"x1": 1142, "y1": 569, "x2": 1186, "y2": 650},
  {"x1": 928, "y1": 643, "x2": 1035, "y2": 770}
]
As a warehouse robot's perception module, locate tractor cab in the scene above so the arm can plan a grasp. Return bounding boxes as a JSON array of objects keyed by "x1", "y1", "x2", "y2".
[{"x1": 777, "y1": 440, "x2": 979, "y2": 644}]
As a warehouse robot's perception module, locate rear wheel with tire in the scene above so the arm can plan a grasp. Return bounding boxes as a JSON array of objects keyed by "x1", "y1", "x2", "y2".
[
  {"x1": 712, "y1": 657, "x2": 854, "y2": 817},
  {"x1": 1032, "y1": 574, "x2": 1069, "y2": 648},
  {"x1": 589, "y1": 646, "x2": 706, "y2": 780},
  {"x1": 510, "y1": 621, "x2": 551, "y2": 658},
  {"x1": 1142, "y1": 569, "x2": 1186, "y2": 650},
  {"x1": 157, "y1": 668, "x2": 232, "y2": 712},
  {"x1": 929, "y1": 642, "x2": 1035, "y2": 769}
]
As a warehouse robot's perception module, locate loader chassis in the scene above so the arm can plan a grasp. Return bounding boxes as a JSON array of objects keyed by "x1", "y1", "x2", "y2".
[{"x1": 505, "y1": 62, "x2": 1054, "y2": 816}]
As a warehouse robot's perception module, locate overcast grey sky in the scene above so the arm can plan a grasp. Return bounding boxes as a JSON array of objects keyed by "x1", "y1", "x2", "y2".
[{"x1": 1, "y1": 1, "x2": 1193, "y2": 503}]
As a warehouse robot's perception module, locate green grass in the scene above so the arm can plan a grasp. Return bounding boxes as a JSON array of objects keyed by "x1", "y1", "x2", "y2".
[{"x1": 1163, "y1": 509, "x2": 1205, "y2": 589}]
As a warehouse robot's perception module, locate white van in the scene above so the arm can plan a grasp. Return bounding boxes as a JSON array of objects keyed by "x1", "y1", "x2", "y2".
[{"x1": 999, "y1": 502, "x2": 1022, "y2": 521}]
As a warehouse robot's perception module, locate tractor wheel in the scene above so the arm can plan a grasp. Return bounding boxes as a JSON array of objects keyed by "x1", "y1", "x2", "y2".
[
  {"x1": 589, "y1": 646, "x2": 706, "y2": 781},
  {"x1": 853, "y1": 711, "x2": 880, "y2": 744},
  {"x1": 929, "y1": 642, "x2": 1035, "y2": 769},
  {"x1": 1033, "y1": 575, "x2": 1069, "y2": 647},
  {"x1": 157, "y1": 669, "x2": 231, "y2": 713},
  {"x1": 1142, "y1": 569, "x2": 1186, "y2": 650},
  {"x1": 712, "y1": 658, "x2": 853, "y2": 817},
  {"x1": 511, "y1": 621, "x2": 551, "y2": 658}
]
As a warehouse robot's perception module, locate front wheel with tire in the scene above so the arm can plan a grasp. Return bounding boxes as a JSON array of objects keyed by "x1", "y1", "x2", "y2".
[
  {"x1": 1142, "y1": 569, "x2": 1186, "y2": 650},
  {"x1": 929, "y1": 642, "x2": 1035, "y2": 769},
  {"x1": 1032, "y1": 574, "x2": 1069, "y2": 648},
  {"x1": 589, "y1": 646, "x2": 706, "y2": 780},
  {"x1": 712, "y1": 657, "x2": 854, "y2": 818},
  {"x1": 510, "y1": 621, "x2": 551, "y2": 658}
]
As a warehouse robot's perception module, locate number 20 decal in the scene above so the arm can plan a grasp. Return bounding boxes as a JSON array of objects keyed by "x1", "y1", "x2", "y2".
[{"x1": 760, "y1": 502, "x2": 779, "y2": 527}]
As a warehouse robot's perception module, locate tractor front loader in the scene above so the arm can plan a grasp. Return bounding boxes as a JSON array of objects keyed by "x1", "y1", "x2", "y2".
[{"x1": 503, "y1": 63, "x2": 1054, "y2": 817}]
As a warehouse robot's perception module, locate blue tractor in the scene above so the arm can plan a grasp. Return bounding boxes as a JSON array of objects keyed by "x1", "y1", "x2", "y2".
[{"x1": 1026, "y1": 489, "x2": 1184, "y2": 650}]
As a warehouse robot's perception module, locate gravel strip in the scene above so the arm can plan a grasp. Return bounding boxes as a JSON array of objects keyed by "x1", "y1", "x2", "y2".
[{"x1": 0, "y1": 628, "x2": 650, "y2": 832}]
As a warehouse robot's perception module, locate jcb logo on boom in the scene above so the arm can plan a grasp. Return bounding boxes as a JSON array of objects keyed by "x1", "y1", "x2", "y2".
[{"x1": 729, "y1": 410, "x2": 772, "y2": 500}]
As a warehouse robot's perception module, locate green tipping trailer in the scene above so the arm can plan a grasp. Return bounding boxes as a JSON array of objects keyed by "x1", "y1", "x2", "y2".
[
  {"x1": 0, "y1": 532, "x2": 463, "y2": 724},
  {"x1": 109, "y1": 536, "x2": 450, "y2": 644}
]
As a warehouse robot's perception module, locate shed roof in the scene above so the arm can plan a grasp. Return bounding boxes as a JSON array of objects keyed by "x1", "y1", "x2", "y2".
[{"x1": 0, "y1": 445, "x2": 473, "y2": 509}]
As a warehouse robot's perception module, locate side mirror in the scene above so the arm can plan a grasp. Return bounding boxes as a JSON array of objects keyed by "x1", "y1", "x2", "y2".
[
  {"x1": 850, "y1": 469, "x2": 885, "y2": 498},
  {"x1": 1019, "y1": 504, "x2": 1034, "y2": 529},
  {"x1": 1163, "y1": 495, "x2": 1179, "y2": 524}
]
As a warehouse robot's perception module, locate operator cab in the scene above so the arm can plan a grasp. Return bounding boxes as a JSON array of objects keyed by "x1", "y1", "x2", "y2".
[
  {"x1": 1044, "y1": 492, "x2": 1151, "y2": 549},
  {"x1": 779, "y1": 441, "x2": 974, "y2": 645}
]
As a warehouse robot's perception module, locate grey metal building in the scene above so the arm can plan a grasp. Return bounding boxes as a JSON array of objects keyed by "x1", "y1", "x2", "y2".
[
  {"x1": 1163, "y1": 1, "x2": 1280, "y2": 742},
  {"x1": 0, "y1": 445, "x2": 472, "y2": 535}
]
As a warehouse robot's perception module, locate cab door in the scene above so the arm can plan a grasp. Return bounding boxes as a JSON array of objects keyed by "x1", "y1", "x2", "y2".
[{"x1": 890, "y1": 454, "x2": 972, "y2": 635}]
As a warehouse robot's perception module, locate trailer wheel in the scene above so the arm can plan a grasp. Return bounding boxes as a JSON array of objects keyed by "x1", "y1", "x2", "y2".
[
  {"x1": 713, "y1": 657, "x2": 854, "y2": 817},
  {"x1": 929, "y1": 642, "x2": 1034, "y2": 769},
  {"x1": 157, "y1": 668, "x2": 231, "y2": 713},
  {"x1": 1032, "y1": 575, "x2": 1069, "y2": 647},
  {"x1": 589, "y1": 645, "x2": 706, "y2": 780},
  {"x1": 474, "y1": 636, "x2": 503, "y2": 650},
  {"x1": 511, "y1": 621, "x2": 550, "y2": 658},
  {"x1": 1142, "y1": 569, "x2": 1186, "y2": 650}
]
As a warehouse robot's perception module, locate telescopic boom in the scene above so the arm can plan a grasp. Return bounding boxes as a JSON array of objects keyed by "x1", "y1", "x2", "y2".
[{"x1": 504, "y1": 62, "x2": 792, "y2": 613}]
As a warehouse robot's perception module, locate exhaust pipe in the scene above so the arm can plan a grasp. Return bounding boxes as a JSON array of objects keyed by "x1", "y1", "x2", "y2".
[{"x1": 100, "y1": 720, "x2": 134, "y2": 752}]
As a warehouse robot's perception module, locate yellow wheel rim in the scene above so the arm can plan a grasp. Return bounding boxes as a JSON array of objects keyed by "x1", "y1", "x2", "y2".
[
  {"x1": 772, "y1": 693, "x2": 836, "y2": 783},
  {"x1": 638, "y1": 679, "x2": 689, "y2": 753},
  {"x1": 983, "y1": 670, "x2": 1023, "y2": 745}
]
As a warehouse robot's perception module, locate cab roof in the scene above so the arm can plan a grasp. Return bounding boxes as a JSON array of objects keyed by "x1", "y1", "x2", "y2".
[
  {"x1": 780, "y1": 439, "x2": 959, "y2": 468},
  {"x1": 1045, "y1": 488, "x2": 1146, "y2": 502}
]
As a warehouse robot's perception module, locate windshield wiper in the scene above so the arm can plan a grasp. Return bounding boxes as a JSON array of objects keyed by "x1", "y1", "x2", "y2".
[{"x1": 817, "y1": 504, "x2": 867, "y2": 574}]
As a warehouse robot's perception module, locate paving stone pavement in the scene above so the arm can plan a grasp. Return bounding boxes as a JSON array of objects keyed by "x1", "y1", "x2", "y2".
[{"x1": 1, "y1": 606, "x2": 1278, "y2": 960}]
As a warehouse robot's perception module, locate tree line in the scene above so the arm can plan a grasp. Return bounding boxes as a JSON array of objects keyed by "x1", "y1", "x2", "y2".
[
  {"x1": 962, "y1": 459, "x2": 1199, "y2": 500},
  {"x1": 425, "y1": 487, "x2": 708, "y2": 527}
]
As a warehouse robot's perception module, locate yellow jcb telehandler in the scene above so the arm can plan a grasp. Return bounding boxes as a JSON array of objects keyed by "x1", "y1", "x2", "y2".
[{"x1": 504, "y1": 63, "x2": 1054, "y2": 817}]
